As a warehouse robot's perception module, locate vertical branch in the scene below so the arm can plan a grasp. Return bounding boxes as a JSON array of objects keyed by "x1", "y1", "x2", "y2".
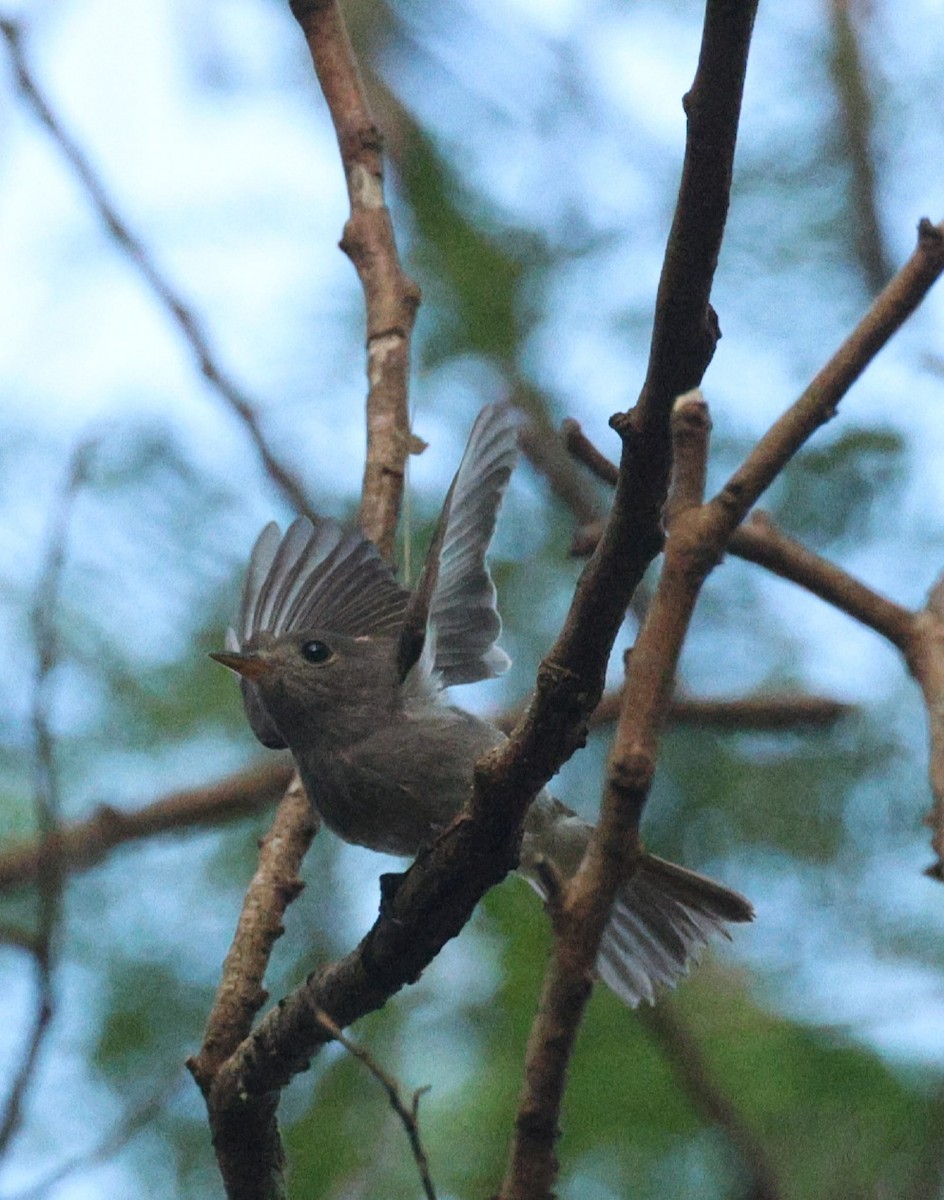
[
  {"x1": 636, "y1": 0, "x2": 759, "y2": 440},
  {"x1": 196, "y1": 6, "x2": 420, "y2": 1197},
  {"x1": 501, "y1": 396, "x2": 716, "y2": 1200},
  {"x1": 826, "y1": 0, "x2": 893, "y2": 292},
  {"x1": 290, "y1": 0, "x2": 421, "y2": 558},
  {"x1": 0, "y1": 441, "x2": 95, "y2": 1157}
]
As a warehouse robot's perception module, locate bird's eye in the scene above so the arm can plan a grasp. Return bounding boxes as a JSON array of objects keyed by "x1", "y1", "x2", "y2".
[{"x1": 300, "y1": 640, "x2": 333, "y2": 664}]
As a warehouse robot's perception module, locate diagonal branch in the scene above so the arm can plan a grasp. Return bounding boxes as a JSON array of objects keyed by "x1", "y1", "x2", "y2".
[
  {"x1": 727, "y1": 512, "x2": 944, "y2": 878},
  {"x1": 188, "y1": 776, "x2": 318, "y2": 1094},
  {"x1": 0, "y1": 18, "x2": 318, "y2": 522},
  {"x1": 0, "y1": 761, "x2": 294, "y2": 893},
  {"x1": 313, "y1": 1010, "x2": 436, "y2": 1200},
  {"x1": 638, "y1": 1001, "x2": 781, "y2": 1200},
  {"x1": 502, "y1": 215, "x2": 944, "y2": 1199}
]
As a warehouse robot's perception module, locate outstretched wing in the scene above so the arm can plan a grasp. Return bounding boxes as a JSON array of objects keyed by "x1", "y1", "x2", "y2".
[
  {"x1": 229, "y1": 515, "x2": 410, "y2": 747},
  {"x1": 397, "y1": 403, "x2": 520, "y2": 688}
]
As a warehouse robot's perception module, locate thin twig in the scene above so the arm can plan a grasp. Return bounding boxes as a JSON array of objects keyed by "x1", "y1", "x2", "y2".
[
  {"x1": 638, "y1": 1002, "x2": 781, "y2": 1200},
  {"x1": 290, "y1": 0, "x2": 420, "y2": 559},
  {"x1": 560, "y1": 419, "x2": 618, "y2": 487},
  {"x1": 0, "y1": 1072, "x2": 184, "y2": 1200},
  {"x1": 826, "y1": 0, "x2": 893, "y2": 293},
  {"x1": 0, "y1": 440, "x2": 95, "y2": 1158},
  {"x1": 0, "y1": 18, "x2": 318, "y2": 522},
  {"x1": 715, "y1": 220, "x2": 944, "y2": 530},
  {"x1": 313, "y1": 1010, "x2": 436, "y2": 1200}
]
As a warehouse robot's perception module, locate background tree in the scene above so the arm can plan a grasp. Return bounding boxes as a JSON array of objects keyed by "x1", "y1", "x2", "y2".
[{"x1": 0, "y1": 0, "x2": 943, "y2": 1197}]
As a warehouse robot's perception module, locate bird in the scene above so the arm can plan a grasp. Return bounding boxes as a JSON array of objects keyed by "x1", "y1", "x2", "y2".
[{"x1": 212, "y1": 403, "x2": 753, "y2": 1007}]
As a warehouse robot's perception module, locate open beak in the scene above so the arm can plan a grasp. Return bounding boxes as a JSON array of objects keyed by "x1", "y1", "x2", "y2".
[{"x1": 209, "y1": 650, "x2": 274, "y2": 682}]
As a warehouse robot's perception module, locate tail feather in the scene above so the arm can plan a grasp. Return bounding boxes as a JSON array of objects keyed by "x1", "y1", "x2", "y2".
[
  {"x1": 596, "y1": 854, "x2": 754, "y2": 1008},
  {"x1": 520, "y1": 796, "x2": 753, "y2": 1008}
]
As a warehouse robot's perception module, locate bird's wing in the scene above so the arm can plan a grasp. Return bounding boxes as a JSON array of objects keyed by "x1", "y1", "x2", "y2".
[
  {"x1": 397, "y1": 403, "x2": 520, "y2": 688},
  {"x1": 230, "y1": 515, "x2": 410, "y2": 747}
]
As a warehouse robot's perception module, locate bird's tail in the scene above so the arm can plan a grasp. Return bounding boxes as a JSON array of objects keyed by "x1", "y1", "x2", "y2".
[
  {"x1": 595, "y1": 854, "x2": 753, "y2": 1007},
  {"x1": 520, "y1": 799, "x2": 753, "y2": 1007}
]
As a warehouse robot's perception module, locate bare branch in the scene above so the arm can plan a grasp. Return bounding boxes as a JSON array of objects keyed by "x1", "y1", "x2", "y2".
[
  {"x1": 189, "y1": 776, "x2": 318, "y2": 1094},
  {"x1": 290, "y1": 0, "x2": 421, "y2": 559},
  {"x1": 715, "y1": 220, "x2": 944, "y2": 531},
  {"x1": 313, "y1": 1010, "x2": 436, "y2": 1200},
  {"x1": 501, "y1": 215, "x2": 944, "y2": 1196},
  {"x1": 0, "y1": 761, "x2": 294, "y2": 894},
  {"x1": 0, "y1": 440, "x2": 94, "y2": 1158},
  {"x1": 729, "y1": 511, "x2": 913, "y2": 649},
  {"x1": 0, "y1": 18, "x2": 318, "y2": 522},
  {"x1": 501, "y1": 398, "x2": 717, "y2": 1199},
  {"x1": 518, "y1": 414, "x2": 604, "y2": 553},
  {"x1": 2, "y1": 1072, "x2": 183, "y2": 1200},
  {"x1": 638, "y1": 1002, "x2": 782, "y2": 1200},
  {"x1": 561, "y1": 418, "x2": 619, "y2": 487},
  {"x1": 826, "y1": 0, "x2": 894, "y2": 293}
]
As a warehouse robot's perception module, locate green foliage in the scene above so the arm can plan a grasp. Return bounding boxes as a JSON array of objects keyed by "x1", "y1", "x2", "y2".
[{"x1": 774, "y1": 428, "x2": 906, "y2": 547}]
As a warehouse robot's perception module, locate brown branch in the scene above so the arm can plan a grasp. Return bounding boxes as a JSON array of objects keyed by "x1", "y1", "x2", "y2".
[
  {"x1": 0, "y1": 688, "x2": 849, "y2": 899},
  {"x1": 729, "y1": 513, "x2": 944, "y2": 876},
  {"x1": 634, "y1": 0, "x2": 758, "y2": 442},
  {"x1": 561, "y1": 418, "x2": 619, "y2": 487},
  {"x1": 666, "y1": 693, "x2": 853, "y2": 730},
  {"x1": 913, "y1": 578, "x2": 944, "y2": 877},
  {"x1": 729, "y1": 511, "x2": 913, "y2": 649},
  {"x1": 313, "y1": 1010, "x2": 436, "y2": 1200},
  {"x1": 518, "y1": 411, "x2": 604, "y2": 553},
  {"x1": 501, "y1": 395, "x2": 717, "y2": 1200},
  {"x1": 0, "y1": 761, "x2": 294, "y2": 894},
  {"x1": 290, "y1": 0, "x2": 420, "y2": 559},
  {"x1": 502, "y1": 217, "x2": 944, "y2": 1197},
  {"x1": 638, "y1": 1002, "x2": 782, "y2": 1200},
  {"x1": 0, "y1": 19, "x2": 318, "y2": 523},
  {"x1": 498, "y1": 0, "x2": 761, "y2": 1179},
  {"x1": 0, "y1": 441, "x2": 95, "y2": 1159},
  {"x1": 188, "y1": 775, "x2": 318, "y2": 1094},
  {"x1": 195, "y1": 5, "x2": 421, "y2": 1194},
  {"x1": 826, "y1": 0, "x2": 894, "y2": 293},
  {"x1": 715, "y1": 220, "x2": 944, "y2": 531}
]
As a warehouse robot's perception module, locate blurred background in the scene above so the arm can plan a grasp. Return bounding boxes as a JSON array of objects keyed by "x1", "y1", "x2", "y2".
[{"x1": 0, "y1": 0, "x2": 943, "y2": 1196}]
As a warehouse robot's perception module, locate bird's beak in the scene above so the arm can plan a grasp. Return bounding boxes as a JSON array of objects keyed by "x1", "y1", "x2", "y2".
[{"x1": 209, "y1": 650, "x2": 274, "y2": 681}]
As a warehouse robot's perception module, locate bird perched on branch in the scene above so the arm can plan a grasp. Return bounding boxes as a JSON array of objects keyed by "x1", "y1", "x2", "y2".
[{"x1": 212, "y1": 404, "x2": 753, "y2": 1006}]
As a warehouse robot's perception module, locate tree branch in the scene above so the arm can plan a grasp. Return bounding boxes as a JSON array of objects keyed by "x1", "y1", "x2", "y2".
[
  {"x1": 189, "y1": 776, "x2": 318, "y2": 1095},
  {"x1": 728, "y1": 511, "x2": 913, "y2": 649},
  {"x1": 0, "y1": 761, "x2": 294, "y2": 893},
  {"x1": 501, "y1": 215, "x2": 944, "y2": 1197},
  {"x1": 313, "y1": 1010, "x2": 436, "y2": 1200},
  {"x1": 290, "y1": 0, "x2": 421, "y2": 560},
  {"x1": 0, "y1": 18, "x2": 318, "y2": 522},
  {"x1": 0, "y1": 440, "x2": 94, "y2": 1160},
  {"x1": 826, "y1": 0, "x2": 893, "y2": 293},
  {"x1": 194, "y1": 4, "x2": 421, "y2": 1194},
  {"x1": 638, "y1": 1001, "x2": 782, "y2": 1200}
]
